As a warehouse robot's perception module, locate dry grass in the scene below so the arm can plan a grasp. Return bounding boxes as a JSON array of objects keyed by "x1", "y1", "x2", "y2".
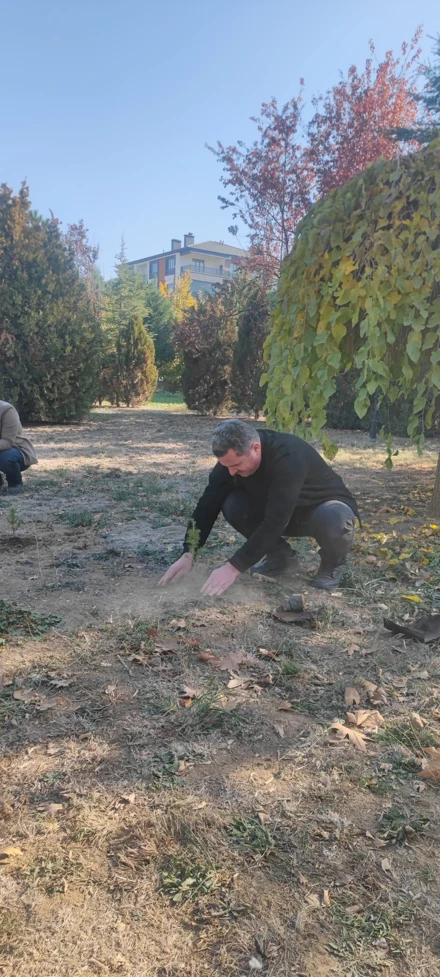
[{"x1": 0, "y1": 407, "x2": 439, "y2": 977}]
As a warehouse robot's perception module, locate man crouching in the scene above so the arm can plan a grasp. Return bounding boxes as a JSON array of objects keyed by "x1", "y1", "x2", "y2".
[
  {"x1": 0, "y1": 400, "x2": 38, "y2": 494},
  {"x1": 159, "y1": 419, "x2": 359, "y2": 596}
]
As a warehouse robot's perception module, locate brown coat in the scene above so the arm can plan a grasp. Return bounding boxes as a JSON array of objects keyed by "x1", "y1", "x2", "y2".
[{"x1": 0, "y1": 402, "x2": 38, "y2": 467}]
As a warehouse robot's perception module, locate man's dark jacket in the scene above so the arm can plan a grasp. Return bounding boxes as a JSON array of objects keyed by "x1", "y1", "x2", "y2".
[{"x1": 183, "y1": 429, "x2": 359, "y2": 572}]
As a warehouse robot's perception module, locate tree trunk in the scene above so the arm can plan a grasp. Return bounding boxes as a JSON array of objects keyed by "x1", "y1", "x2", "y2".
[{"x1": 429, "y1": 450, "x2": 440, "y2": 518}]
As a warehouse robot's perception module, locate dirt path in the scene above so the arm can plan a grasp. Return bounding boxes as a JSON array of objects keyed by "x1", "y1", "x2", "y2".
[{"x1": 1, "y1": 408, "x2": 439, "y2": 977}]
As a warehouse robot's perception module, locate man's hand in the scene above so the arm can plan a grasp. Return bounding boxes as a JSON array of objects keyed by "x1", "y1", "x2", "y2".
[
  {"x1": 158, "y1": 553, "x2": 193, "y2": 587},
  {"x1": 201, "y1": 562, "x2": 240, "y2": 597}
]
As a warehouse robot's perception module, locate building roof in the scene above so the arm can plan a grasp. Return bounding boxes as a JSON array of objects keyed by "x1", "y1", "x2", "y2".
[
  {"x1": 193, "y1": 240, "x2": 248, "y2": 257},
  {"x1": 127, "y1": 238, "x2": 248, "y2": 266}
]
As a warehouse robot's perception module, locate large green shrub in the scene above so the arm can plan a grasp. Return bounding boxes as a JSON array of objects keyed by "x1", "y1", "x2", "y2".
[
  {"x1": 175, "y1": 284, "x2": 237, "y2": 415},
  {"x1": 263, "y1": 141, "x2": 440, "y2": 458},
  {"x1": 231, "y1": 282, "x2": 270, "y2": 419},
  {"x1": 0, "y1": 183, "x2": 101, "y2": 422}
]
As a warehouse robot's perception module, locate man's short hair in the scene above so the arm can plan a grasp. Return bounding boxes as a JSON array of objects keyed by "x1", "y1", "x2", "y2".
[{"x1": 212, "y1": 419, "x2": 260, "y2": 458}]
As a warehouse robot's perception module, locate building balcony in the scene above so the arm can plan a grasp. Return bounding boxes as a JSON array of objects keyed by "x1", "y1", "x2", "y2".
[{"x1": 180, "y1": 264, "x2": 232, "y2": 278}]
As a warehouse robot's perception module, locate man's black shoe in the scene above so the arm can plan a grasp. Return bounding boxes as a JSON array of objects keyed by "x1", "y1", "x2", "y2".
[
  {"x1": 312, "y1": 562, "x2": 344, "y2": 590},
  {"x1": 251, "y1": 549, "x2": 302, "y2": 578}
]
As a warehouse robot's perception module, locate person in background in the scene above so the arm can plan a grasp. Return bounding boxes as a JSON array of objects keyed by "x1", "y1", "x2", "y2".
[
  {"x1": 0, "y1": 400, "x2": 38, "y2": 494},
  {"x1": 159, "y1": 419, "x2": 359, "y2": 596}
]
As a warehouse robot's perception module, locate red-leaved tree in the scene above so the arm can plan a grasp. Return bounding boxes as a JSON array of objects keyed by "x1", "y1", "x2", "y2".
[
  {"x1": 210, "y1": 32, "x2": 423, "y2": 275},
  {"x1": 308, "y1": 31, "x2": 423, "y2": 196},
  {"x1": 207, "y1": 94, "x2": 312, "y2": 282}
]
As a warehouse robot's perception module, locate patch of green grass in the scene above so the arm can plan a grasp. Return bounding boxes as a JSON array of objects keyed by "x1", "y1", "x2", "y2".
[
  {"x1": 117, "y1": 619, "x2": 156, "y2": 654},
  {"x1": 90, "y1": 546, "x2": 121, "y2": 561},
  {"x1": 142, "y1": 692, "x2": 176, "y2": 718},
  {"x1": 375, "y1": 722, "x2": 439, "y2": 754},
  {"x1": 228, "y1": 816, "x2": 274, "y2": 856},
  {"x1": 152, "y1": 497, "x2": 191, "y2": 518},
  {"x1": 161, "y1": 855, "x2": 220, "y2": 904},
  {"x1": 59, "y1": 508, "x2": 95, "y2": 528},
  {"x1": 387, "y1": 750, "x2": 421, "y2": 779},
  {"x1": 56, "y1": 558, "x2": 84, "y2": 570},
  {"x1": 176, "y1": 686, "x2": 254, "y2": 739},
  {"x1": 0, "y1": 600, "x2": 61, "y2": 642},
  {"x1": 280, "y1": 657, "x2": 302, "y2": 679},
  {"x1": 133, "y1": 476, "x2": 162, "y2": 495},
  {"x1": 112, "y1": 487, "x2": 133, "y2": 502},
  {"x1": 21, "y1": 854, "x2": 82, "y2": 894},
  {"x1": 0, "y1": 909, "x2": 26, "y2": 957},
  {"x1": 33, "y1": 476, "x2": 60, "y2": 490},
  {"x1": 360, "y1": 777, "x2": 395, "y2": 795},
  {"x1": 135, "y1": 543, "x2": 158, "y2": 558},
  {"x1": 315, "y1": 604, "x2": 346, "y2": 628},
  {"x1": 152, "y1": 391, "x2": 185, "y2": 405},
  {"x1": 148, "y1": 750, "x2": 182, "y2": 791},
  {"x1": 378, "y1": 806, "x2": 429, "y2": 844},
  {"x1": 328, "y1": 901, "x2": 415, "y2": 957}
]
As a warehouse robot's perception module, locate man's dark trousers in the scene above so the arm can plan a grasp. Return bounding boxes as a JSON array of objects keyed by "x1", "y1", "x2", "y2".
[
  {"x1": 0, "y1": 447, "x2": 27, "y2": 488},
  {"x1": 222, "y1": 491, "x2": 356, "y2": 568}
]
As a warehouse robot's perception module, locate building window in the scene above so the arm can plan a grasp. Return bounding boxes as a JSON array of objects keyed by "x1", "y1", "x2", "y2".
[
  {"x1": 193, "y1": 259, "x2": 205, "y2": 273},
  {"x1": 165, "y1": 256, "x2": 176, "y2": 275},
  {"x1": 149, "y1": 260, "x2": 159, "y2": 279}
]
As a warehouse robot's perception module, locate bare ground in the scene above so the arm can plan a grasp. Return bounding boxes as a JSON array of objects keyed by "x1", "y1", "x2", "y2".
[{"x1": 1, "y1": 407, "x2": 439, "y2": 977}]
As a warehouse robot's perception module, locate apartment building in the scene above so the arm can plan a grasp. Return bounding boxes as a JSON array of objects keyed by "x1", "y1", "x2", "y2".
[{"x1": 127, "y1": 232, "x2": 248, "y2": 294}]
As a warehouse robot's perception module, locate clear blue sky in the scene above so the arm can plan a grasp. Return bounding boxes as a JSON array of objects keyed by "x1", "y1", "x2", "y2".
[{"x1": 1, "y1": 0, "x2": 438, "y2": 278}]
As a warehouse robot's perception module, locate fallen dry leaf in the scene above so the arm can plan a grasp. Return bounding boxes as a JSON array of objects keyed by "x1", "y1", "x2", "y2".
[
  {"x1": 328, "y1": 722, "x2": 368, "y2": 752},
  {"x1": 278, "y1": 702, "x2": 293, "y2": 711},
  {"x1": 346, "y1": 709, "x2": 384, "y2": 729},
  {"x1": 35, "y1": 698, "x2": 55, "y2": 712},
  {"x1": 392, "y1": 676, "x2": 407, "y2": 688},
  {"x1": 0, "y1": 847, "x2": 23, "y2": 861},
  {"x1": 0, "y1": 799, "x2": 13, "y2": 819},
  {"x1": 120, "y1": 793, "x2": 135, "y2": 805},
  {"x1": 274, "y1": 723, "x2": 285, "y2": 739},
  {"x1": 411, "y1": 712, "x2": 428, "y2": 729},
  {"x1": 45, "y1": 803, "x2": 64, "y2": 816},
  {"x1": 257, "y1": 647, "x2": 279, "y2": 661},
  {"x1": 211, "y1": 650, "x2": 250, "y2": 672},
  {"x1": 155, "y1": 641, "x2": 180, "y2": 654},
  {"x1": 322, "y1": 889, "x2": 331, "y2": 907},
  {"x1": 13, "y1": 688, "x2": 39, "y2": 703},
  {"x1": 198, "y1": 652, "x2": 215, "y2": 663},
  {"x1": 49, "y1": 679, "x2": 72, "y2": 688},
  {"x1": 381, "y1": 857, "x2": 392, "y2": 873},
  {"x1": 305, "y1": 893, "x2": 321, "y2": 908},
  {"x1": 186, "y1": 638, "x2": 200, "y2": 648},
  {"x1": 412, "y1": 670, "x2": 429, "y2": 680},
  {"x1": 361, "y1": 680, "x2": 378, "y2": 694},
  {"x1": 227, "y1": 676, "x2": 252, "y2": 690},
  {"x1": 344, "y1": 687, "x2": 361, "y2": 706},
  {"x1": 181, "y1": 686, "x2": 200, "y2": 699},
  {"x1": 420, "y1": 748, "x2": 440, "y2": 782},
  {"x1": 346, "y1": 643, "x2": 360, "y2": 656},
  {"x1": 179, "y1": 697, "x2": 193, "y2": 709},
  {"x1": 369, "y1": 687, "x2": 388, "y2": 706},
  {"x1": 168, "y1": 618, "x2": 186, "y2": 630}
]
